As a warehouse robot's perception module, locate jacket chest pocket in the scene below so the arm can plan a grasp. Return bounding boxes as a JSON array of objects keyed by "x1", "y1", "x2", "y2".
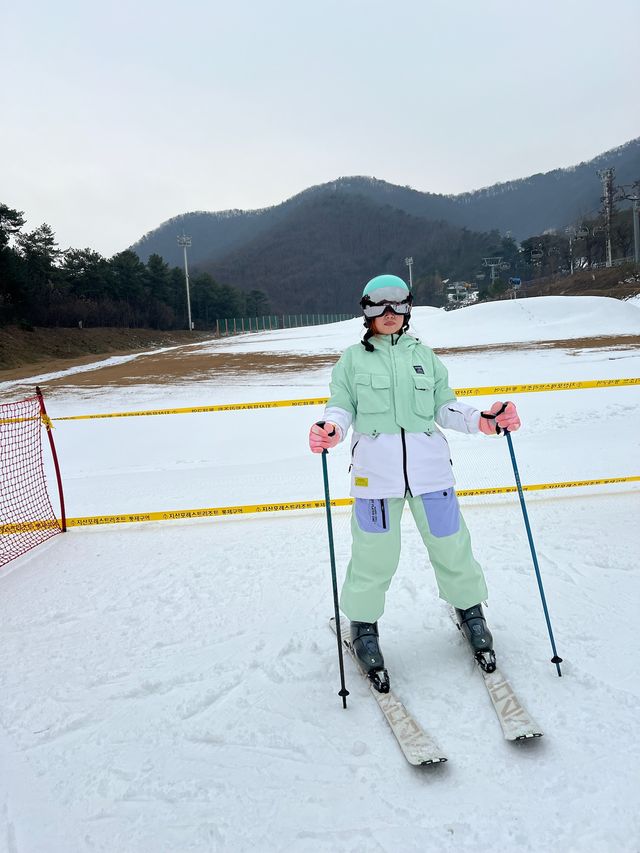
[
  {"x1": 355, "y1": 373, "x2": 391, "y2": 413},
  {"x1": 412, "y1": 375, "x2": 435, "y2": 417}
]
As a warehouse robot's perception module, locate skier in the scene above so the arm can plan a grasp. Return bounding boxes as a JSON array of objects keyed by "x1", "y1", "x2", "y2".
[{"x1": 309, "y1": 274, "x2": 521, "y2": 691}]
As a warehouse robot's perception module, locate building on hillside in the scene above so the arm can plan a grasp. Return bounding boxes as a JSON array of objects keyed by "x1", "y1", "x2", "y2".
[{"x1": 446, "y1": 281, "x2": 478, "y2": 307}]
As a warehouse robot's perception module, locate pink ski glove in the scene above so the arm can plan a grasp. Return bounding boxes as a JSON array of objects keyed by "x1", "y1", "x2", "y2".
[
  {"x1": 479, "y1": 401, "x2": 521, "y2": 435},
  {"x1": 309, "y1": 421, "x2": 340, "y2": 453}
]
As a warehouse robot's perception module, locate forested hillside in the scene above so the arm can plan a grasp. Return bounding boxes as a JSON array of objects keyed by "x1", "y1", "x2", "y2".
[
  {"x1": 0, "y1": 205, "x2": 270, "y2": 330},
  {"x1": 203, "y1": 192, "x2": 514, "y2": 313}
]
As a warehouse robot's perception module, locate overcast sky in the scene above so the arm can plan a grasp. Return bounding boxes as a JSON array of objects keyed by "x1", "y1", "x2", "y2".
[{"x1": 2, "y1": 0, "x2": 638, "y2": 257}]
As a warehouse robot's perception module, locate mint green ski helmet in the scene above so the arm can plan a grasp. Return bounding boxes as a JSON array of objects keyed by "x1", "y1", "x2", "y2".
[{"x1": 361, "y1": 274, "x2": 411, "y2": 303}]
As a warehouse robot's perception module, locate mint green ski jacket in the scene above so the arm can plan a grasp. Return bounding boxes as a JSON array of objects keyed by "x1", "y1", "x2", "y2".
[
  {"x1": 323, "y1": 332, "x2": 482, "y2": 498},
  {"x1": 326, "y1": 333, "x2": 457, "y2": 436}
]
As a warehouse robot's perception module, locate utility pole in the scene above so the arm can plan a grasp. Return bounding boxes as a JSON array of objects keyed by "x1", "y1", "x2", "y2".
[
  {"x1": 565, "y1": 227, "x2": 576, "y2": 275},
  {"x1": 404, "y1": 257, "x2": 414, "y2": 289},
  {"x1": 597, "y1": 168, "x2": 615, "y2": 268},
  {"x1": 177, "y1": 233, "x2": 193, "y2": 331}
]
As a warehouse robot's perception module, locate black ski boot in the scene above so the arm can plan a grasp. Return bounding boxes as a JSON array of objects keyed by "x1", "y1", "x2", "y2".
[
  {"x1": 350, "y1": 621, "x2": 390, "y2": 693},
  {"x1": 455, "y1": 604, "x2": 496, "y2": 673}
]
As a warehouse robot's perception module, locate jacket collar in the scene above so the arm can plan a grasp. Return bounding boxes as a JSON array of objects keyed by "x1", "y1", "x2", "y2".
[{"x1": 371, "y1": 331, "x2": 419, "y2": 350}]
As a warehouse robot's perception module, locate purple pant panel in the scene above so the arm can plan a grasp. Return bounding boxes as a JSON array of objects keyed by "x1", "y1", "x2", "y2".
[
  {"x1": 354, "y1": 498, "x2": 389, "y2": 533},
  {"x1": 420, "y1": 489, "x2": 460, "y2": 537}
]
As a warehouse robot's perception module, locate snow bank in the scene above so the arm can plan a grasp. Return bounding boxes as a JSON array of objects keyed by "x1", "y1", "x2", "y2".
[{"x1": 201, "y1": 295, "x2": 640, "y2": 356}]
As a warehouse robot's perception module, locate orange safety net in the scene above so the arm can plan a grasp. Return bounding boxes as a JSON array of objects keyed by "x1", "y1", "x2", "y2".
[{"x1": 0, "y1": 396, "x2": 61, "y2": 567}]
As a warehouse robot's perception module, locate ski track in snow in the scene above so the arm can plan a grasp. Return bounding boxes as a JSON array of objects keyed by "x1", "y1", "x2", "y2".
[{"x1": 1, "y1": 296, "x2": 639, "y2": 852}]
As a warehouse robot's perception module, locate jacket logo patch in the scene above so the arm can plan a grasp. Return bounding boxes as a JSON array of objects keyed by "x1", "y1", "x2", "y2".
[
  {"x1": 413, "y1": 365, "x2": 425, "y2": 374},
  {"x1": 354, "y1": 476, "x2": 369, "y2": 487}
]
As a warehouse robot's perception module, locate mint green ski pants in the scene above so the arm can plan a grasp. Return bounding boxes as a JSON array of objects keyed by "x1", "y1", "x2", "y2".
[{"x1": 340, "y1": 490, "x2": 488, "y2": 623}]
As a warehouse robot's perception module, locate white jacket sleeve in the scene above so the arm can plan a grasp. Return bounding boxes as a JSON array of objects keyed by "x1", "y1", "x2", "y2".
[
  {"x1": 435, "y1": 400, "x2": 482, "y2": 434},
  {"x1": 321, "y1": 406, "x2": 353, "y2": 443}
]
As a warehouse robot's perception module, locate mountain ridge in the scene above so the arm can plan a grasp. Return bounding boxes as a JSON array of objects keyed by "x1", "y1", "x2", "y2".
[{"x1": 131, "y1": 137, "x2": 640, "y2": 269}]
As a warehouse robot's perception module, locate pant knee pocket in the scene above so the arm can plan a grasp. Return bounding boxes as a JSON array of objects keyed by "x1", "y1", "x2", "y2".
[
  {"x1": 355, "y1": 498, "x2": 389, "y2": 533},
  {"x1": 421, "y1": 490, "x2": 460, "y2": 537}
]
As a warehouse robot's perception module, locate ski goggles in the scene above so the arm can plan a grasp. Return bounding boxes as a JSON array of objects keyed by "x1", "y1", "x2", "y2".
[{"x1": 362, "y1": 300, "x2": 412, "y2": 319}]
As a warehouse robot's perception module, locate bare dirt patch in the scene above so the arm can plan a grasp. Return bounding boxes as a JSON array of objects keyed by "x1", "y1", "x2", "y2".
[
  {"x1": 3, "y1": 333, "x2": 639, "y2": 394},
  {"x1": 0, "y1": 326, "x2": 215, "y2": 378},
  {"x1": 517, "y1": 264, "x2": 640, "y2": 300},
  {"x1": 436, "y1": 335, "x2": 640, "y2": 357},
  {"x1": 30, "y1": 350, "x2": 340, "y2": 389}
]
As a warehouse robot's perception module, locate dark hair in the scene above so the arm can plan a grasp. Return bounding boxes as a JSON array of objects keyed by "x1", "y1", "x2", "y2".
[{"x1": 361, "y1": 322, "x2": 375, "y2": 352}]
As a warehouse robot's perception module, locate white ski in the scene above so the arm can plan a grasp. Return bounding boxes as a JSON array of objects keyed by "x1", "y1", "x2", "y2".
[
  {"x1": 330, "y1": 617, "x2": 447, "y2": 766},
  {"x1": 449, "y1": 607, "x2": 544, "y2": 741}
]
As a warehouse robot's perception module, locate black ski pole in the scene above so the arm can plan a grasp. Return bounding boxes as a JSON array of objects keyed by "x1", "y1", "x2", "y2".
[
  {"x1": 317, "y1": 422, "x2": 349, "y2": 708},
  {"x1": 503, "y1": 428, "x2": 564, "y2": 677}
]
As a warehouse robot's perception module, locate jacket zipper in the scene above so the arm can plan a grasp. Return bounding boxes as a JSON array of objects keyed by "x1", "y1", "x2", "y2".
[
  {"x1": 391, "y1": 334, "x2": 412, "y2": 497},
  {"x1": 380, "y1": 499, "x2": 387, "y2": 530},
  {"x1": 348, "y1": 439, "x2": 359, "y2": 472},
  {"x1": 401, "y1": 428, "x2": 411, "y2": 496}
]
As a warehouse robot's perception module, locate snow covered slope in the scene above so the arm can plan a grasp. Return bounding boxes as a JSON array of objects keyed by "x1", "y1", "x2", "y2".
[
  {"x1": 1, "y1": 296, "x2": 637, "y2": 395},
  {"x1": 198, "y1": 295, "x2": 640, "y2": 355},
  {"x1": 0, "y1": 296, "x2": 639, "y2": 852}
]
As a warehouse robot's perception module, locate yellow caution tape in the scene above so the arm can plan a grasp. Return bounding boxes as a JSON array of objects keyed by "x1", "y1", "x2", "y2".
[
  {"x1": 456, "y1": 476, "x2": 640, "y2": 496},
  {"x1": 61, "y1": 497, "x2": 355, "y2": 528},
  {"x1": 53, "y1": 378, "x2": 640, "y2": 422},
  {"x1": 0, "y1": 414, "x2": 53, "y2": 427},
  {"x1": 0, "y1": 519, "x2": 62, "y2": 534},
  {"x1": 4, "y1": 476, "x2": 636, "y2": 533},
  {"x1": 454, "y1": 378, "x2": 640, "y2": 397},
  {"x1": 55, "y1": 398, "x2": 330, "y2": 421},
  {"x1": 0, "y1": 416, "x2": 40, "y2": 426}
]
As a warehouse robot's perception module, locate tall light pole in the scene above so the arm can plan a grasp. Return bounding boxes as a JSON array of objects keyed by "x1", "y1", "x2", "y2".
[
  {"x1": 404, "y1": 257, "x2": 414, "y2": 289},
  {"x1": 177, "y1": 233, "x2": 193, "y2": 331}
]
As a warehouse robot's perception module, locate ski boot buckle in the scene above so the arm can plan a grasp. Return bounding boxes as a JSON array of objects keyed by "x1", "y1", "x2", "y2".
[
  {"x1": 475, "y1": 650, "x2": 497, "y2": 673},
  {"x1": 368, "y1": 669, "x2": 390, "y2": 693}
]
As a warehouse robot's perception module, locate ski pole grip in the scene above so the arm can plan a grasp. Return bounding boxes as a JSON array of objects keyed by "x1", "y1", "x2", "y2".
[
  {"x1": 480, "y1": 402, "x2": 509, "y2": 435},
  {"x1": 315, "y1": 420, "x2": 336, "y2": 437}
]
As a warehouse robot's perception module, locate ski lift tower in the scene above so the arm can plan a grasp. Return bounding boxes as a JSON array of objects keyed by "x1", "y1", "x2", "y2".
[
  {"x1": 530, "y1": 245, "x2": 544, "y2": 277},
  {"x1": 597, "y1": 168, "x2": 615, "y2": 268},
  {"x1": 482, "y1": 257, "x2": 503, "y2": 285},
  {"x1": 632, "y1": 189, "x2": 640, "y2": 264},
  {"x1": 565, "y1": 227, "x2": 577, "y2": 274},
  {"x1": 177, "y1": 232, "x2": 193, "y2": 331}
]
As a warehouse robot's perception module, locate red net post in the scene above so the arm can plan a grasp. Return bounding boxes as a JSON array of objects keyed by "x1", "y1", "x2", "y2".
[
  {"x1": 0, "y1": 391, "x2": 64, "y2": 569},
  {"x1": 36, "y1": 386, "x2": 66, "y2": 532}
]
